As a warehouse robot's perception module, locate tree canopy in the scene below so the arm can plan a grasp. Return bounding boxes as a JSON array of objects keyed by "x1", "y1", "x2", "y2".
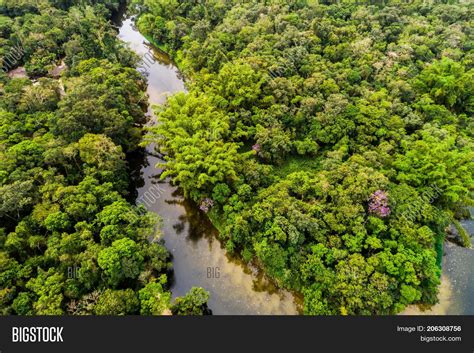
[{"x1": 137, "y1": 0, "x2": 473, "y2": 314}]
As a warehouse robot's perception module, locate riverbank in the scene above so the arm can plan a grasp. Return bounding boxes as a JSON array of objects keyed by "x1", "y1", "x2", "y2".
[
  {"x1": 400, "y1": 274, "x2": 453, "y2": 315},
  {"x1": 118, "y1": 16, "x2": 302, "y2": 315}
]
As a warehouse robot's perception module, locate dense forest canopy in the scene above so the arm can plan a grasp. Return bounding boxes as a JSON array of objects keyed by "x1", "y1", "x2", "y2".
[
  {"x1": 135, "y1": 0, "x2": 474, "y2": 314},
  {"x1": 0, "y1": 0, "x2": 209, "y2": 315},
  {"x1": 0, "y1": 0, "x2": 473, "y2": 316}
]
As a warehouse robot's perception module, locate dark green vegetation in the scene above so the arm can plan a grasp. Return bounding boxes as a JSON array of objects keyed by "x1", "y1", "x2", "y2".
[
  {"x1": 137, "y1": 0, "x2": 474, "y2": 314},
  {"x1": 0, "y1": 0, "x2": 209, "y2": 315}
]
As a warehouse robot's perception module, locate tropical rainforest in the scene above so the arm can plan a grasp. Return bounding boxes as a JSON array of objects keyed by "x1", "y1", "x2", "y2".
[
  {"x1": 136, "y1": 0, "x2": 473, "y2": 315},
  {"x1": 0, "y1": 0, "x2": 473, "y2": 316},
  {"x1": 0, "y1": 0, "x2": 209, "y2": 315}
]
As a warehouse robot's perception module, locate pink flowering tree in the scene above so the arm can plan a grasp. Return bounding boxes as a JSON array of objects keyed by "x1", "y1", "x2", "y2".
[{"x1": 368, "y1": 190, "x2": 390, "y2": 217}]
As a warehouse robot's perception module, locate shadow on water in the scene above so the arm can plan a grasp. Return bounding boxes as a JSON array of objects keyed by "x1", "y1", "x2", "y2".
[{"x1": 125, "y1": 148, "x2": 147, "y2": 203}]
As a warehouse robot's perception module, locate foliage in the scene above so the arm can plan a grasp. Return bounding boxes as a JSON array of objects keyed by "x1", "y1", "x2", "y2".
[{"x1": 171, "y1": 287, "x2": 211, "y2": 315}]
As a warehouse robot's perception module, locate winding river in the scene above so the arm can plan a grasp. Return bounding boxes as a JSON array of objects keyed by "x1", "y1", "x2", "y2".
[
  {"x1": 118, "y1": 17, "x2": 302, "y2": 315},
  {"x1": 117, "y1": 15, "x2": 473, "y2": 315}
]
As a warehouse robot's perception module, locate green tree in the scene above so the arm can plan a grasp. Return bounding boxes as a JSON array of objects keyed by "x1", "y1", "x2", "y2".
[
  {"x1": 94, "y1": 289, "x2": 139, "y2": 315},
  {"x1": 138, "y1": 276, "x2": 171, "y2": 315},
  {"x1": 98, "y1": 238, "x2": 144, "y2": 287},
  {"x1": 171, "y1": 287, "x2": 211, "y2": 315}
]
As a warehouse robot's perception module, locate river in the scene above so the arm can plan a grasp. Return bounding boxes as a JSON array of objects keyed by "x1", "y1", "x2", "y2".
[
  {"x1": 118, "y1": 17, "x2": 302, "y2": 315},
  {"x1": 117, "y1": 15, "x2": 473, "y2": 316}
]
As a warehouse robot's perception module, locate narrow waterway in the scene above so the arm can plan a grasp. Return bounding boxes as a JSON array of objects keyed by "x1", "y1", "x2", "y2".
[{"x1": 118, "y1": 17, "x2": 302, "y2": 315}]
